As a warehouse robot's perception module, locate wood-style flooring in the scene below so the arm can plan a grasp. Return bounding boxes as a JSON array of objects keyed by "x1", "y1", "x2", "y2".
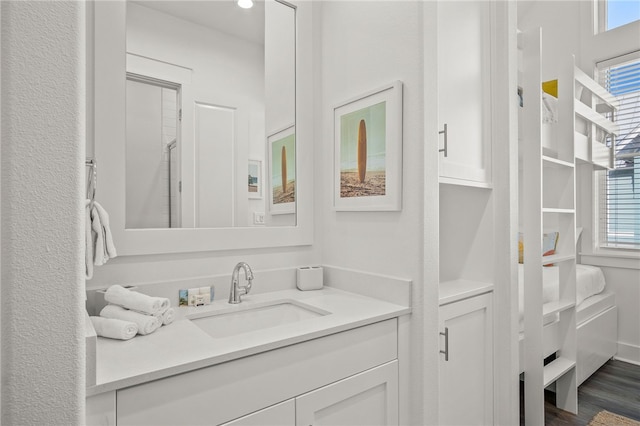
[{"x1": 520, "y1": 359, "x2": 640, "y2": 425}]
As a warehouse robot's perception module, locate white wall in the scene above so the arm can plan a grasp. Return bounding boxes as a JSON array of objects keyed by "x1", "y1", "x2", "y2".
[
  {"x1": 0, "y1": 1, "x2": 85, "y2": 423},
  {"x1": 519, "y1": 0, "x2": 640, "y2": 364},
  {"x1": 518, "y1": 1, "x2": 582, "y2": 81},
  {"x1": 318, "y1": 2, "x2": 428, "y2": 423},
  {"x1": 599, "y1": 265, "x2": 640, "y2": 364}
]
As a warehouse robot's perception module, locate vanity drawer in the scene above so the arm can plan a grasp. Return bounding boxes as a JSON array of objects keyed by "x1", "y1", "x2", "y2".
[{"x1": 116, "y1": 318, "x2": 398, "y2": 426}]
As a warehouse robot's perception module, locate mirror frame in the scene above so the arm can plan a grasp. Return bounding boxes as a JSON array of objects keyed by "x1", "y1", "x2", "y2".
[{"x1": 93, "y1": 0, "x2": 313, "y2": 256}]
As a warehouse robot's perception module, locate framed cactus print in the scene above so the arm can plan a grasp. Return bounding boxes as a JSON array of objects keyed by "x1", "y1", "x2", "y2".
[
  {"x1": 268, "y1": 125, "x2": 296, "y2": 215},
  {"x1": 333, "y1": 81, "x2": 403, "y2": 211}
]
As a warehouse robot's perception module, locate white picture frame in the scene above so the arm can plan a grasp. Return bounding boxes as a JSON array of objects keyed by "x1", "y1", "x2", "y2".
[
  {"x1": 333, "y1": 81, "x2": 403, "y2": 211},
  {"x1": 268, "y1": 125, "x2": 296, "y2": 215},
  {"x1": 248, "y1": 159, "x2": 263, "y2": 199}
]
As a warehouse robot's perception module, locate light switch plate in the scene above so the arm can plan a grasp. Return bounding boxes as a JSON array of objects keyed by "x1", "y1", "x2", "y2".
[{"x1": 253, "y1": 212, "x2": 265, "y2": 225}]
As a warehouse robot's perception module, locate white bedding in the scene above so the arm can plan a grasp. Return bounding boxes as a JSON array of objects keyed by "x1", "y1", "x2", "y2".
[
  {"x1": 542, "y1": 91, "x2": 558, "y2": 123},
  {"x1": 517, "y1": 263, "x2": 607, "y2": 321}
]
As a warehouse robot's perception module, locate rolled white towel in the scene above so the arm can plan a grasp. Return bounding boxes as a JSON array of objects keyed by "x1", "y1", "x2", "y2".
[
  {"x1": 104, "y1": 285, "x2": 170, "y2": 316},
  {"x1": 100, "y1": 304, "x2": 161, "y2": 336},
  {"x1": 156, "y1": 307, "x2": 175, "y2": 326},
  {"x1": 90, "y1": 316, "x2": 138, "y2": 340}
]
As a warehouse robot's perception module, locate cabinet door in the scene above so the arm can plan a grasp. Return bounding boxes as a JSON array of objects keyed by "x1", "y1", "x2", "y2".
[
  {"x1": 86, "y1": 392, "x2": 116, "y2": 426},
  {"x1": 439, "y1": 293, "x2": 493, "y2": 425},
  {"x1": 296, "y1": 361, "x2": 398, "y2": 426},
  {"x1": 220, "y1": 400, "x2": 295, "y2": 426},
  {"x1": 437, "y1": 0, "x2": 492, "y2": 186}
]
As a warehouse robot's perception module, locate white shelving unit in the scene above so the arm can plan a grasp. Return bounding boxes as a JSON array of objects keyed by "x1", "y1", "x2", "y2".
[
  {"x1": 521, "y1": 28, "x2": 578, "y2": 425},
  {"x1": 519, "y1": 24, "x2": 619, "y2": 424}
]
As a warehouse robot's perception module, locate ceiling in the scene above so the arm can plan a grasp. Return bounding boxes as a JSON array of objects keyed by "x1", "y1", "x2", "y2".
[{"x1": 132, "y1": 0, "x2": 266, "y2": 45}]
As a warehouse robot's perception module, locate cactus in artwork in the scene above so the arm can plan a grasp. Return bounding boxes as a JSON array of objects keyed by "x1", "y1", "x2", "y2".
[
  {"x1": 281, "y1": 146, "x2": 288, "y2": 193},
  {"x1": 357, "y1": 119, "x2": 367, "y2": 183}
]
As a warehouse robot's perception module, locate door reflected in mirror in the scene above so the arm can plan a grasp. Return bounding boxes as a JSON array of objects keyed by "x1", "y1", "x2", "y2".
[{"x1": 125, "y1": 0, "x2": 296, "y2": 229}]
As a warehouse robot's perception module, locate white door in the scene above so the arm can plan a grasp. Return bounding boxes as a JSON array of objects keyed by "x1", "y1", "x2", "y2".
[
  {"x1": 437, "y1": 0, "x2": 492, "y2": 186},
  {"x1": 220, "y1": 399, "x2": 295, "y2": 426},
  {"x1": 439, "y1": 293, "x2": 493, "y2": 425},
  {"x1": 296, "y1": 361, "x2": 398, "y2": 426},
  {"x1": 194, "y1": 102, "x2": 235, "y2": 228}
]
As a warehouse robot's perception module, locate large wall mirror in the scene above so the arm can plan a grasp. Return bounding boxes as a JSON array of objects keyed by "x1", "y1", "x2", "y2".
[
  {"x1": 126, "y1": 0, "x2": 295, "y2": 229},
  {"x1": 93, "y1": 0, "x2": 313, "y2": 255}
]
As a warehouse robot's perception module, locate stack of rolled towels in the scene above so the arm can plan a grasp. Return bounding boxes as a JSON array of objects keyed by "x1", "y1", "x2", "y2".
[{"x1": 90, "y1": 285, "x2": 175, "y2": 340}]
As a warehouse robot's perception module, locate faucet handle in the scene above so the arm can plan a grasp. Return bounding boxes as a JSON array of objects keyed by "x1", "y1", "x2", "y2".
[{"x1": 244, "y1": 276, "x2": 253, "y2": 294}]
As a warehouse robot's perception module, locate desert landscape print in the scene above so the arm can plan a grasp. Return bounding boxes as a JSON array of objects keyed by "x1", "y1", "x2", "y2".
[
  {"x1": 272, "y1": 179, "x2": 295, "y2": 204},
  {"x1": 271, "y1": 132, "x2": 296, "y2": 204},
  {"x1": 340, "y1": 101, "x2": 387, "y2": 198}
]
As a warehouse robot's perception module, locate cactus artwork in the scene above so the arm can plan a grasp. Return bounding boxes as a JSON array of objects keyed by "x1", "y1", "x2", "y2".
[
  {"x1": 339, "y1": 101, "x2": 386, "y2": 198},
  {"x1": 357, "y1": 119, "x2": 367, "y2": 183},
  {"x1": 270, "y1": 129, "x2": 295, "y2": 206},
  {"x1": 282, "y1": 146, "x2": 288, "y2": 193}
]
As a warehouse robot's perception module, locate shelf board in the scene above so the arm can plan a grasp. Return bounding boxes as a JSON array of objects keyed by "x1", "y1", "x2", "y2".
[
  {"x1": 543, "y1": 300, "x2": 576, "y2": 321},
  {"x1": 439, "y1": 177, "x2": 493, "y2": 190},
  {"x1": 575, "y1": 101, "x2": 619, "y2": 135},
  {"x1": 543, "y1": 357, "x2": 576, "y2": 387},
  {"x1": 542, "y1": 156, "x2": 575, "y2": 169},
  {"x1": 542, "y1": 253, "x2": 575, "y2": 264},
  {"x1": 542, "y1": 208, "x2": 575, "y2": 214},
  {"x1": 439, "y1": 279, "x2": 494, "y2": 306},
  {"x1": 574, "y1": 66, "x2": 619, "y2": 109}
]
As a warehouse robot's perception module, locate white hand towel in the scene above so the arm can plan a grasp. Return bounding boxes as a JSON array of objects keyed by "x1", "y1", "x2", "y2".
[
  {"x1": 100, "y1": 304, "x2": 161, "y2": 335},
  {"x1": 93, "y1": 201, "x2": 117, "y2": 259},
  {"x1": 91, "y1": 205, "x2": 107, "y2": 266},
  {"x1": 85, "y1": 200, "x2": 94, "y2": 279},
  {"x1": 156, "y1": 307, "x2": 176, "y2": 326},
  {"x1": 90, "y1": 316, "x2": 138, "y2": 340},
  {"x1": 104, "y1": 285, "x2": 170, "y2": 316}
]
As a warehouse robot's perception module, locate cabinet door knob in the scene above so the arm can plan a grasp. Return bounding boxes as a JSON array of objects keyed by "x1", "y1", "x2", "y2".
[
  {"x1": 439, "y1": 327, "x2": 449, "y2": 361},
  {"x1": 438, "y1": 124, "x2": 448, "y2": 157}
]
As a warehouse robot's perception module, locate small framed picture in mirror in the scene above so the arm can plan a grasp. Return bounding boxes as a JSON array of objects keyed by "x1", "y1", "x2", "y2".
[{"x1": 248, "y1": 160, "x2": 263, "y2": 200}]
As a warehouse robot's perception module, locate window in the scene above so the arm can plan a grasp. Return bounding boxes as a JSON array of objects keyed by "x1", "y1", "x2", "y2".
[
  {"x1": 599, "y1": 0, "x2": 640, "y2": 32},
  {"x1": 597, "y1": 52, "x2": 640, "y2": 248}
]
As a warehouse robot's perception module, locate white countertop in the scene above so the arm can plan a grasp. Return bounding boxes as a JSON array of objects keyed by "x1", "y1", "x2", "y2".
[{"x1": 87, "y1": 287, "x2": 410, "y2": 396}]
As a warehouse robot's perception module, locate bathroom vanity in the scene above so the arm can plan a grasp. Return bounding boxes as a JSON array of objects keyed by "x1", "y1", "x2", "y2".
[{"x1": 86, "y1": 287, "x2": 410, "y2": 425}]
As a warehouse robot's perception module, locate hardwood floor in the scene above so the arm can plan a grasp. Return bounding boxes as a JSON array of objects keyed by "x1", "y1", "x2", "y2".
[{"x1": 520, "y1": 359, "x2": 640, "y2": 425}]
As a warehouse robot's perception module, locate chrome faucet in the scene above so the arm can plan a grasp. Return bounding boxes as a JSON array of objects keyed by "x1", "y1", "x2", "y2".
[{"x1": 228, "y1": 262, "x2": 254, "y2": 304}]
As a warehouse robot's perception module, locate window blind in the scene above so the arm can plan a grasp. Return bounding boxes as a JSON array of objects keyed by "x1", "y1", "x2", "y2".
[{"x1": 597, "y1": 52, "x2": 640, "y2": 248}]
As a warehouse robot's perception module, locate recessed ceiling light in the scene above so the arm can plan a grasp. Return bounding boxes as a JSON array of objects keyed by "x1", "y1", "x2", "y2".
[{"x1": 237, "y1": 0, "x2": 254, "y2": 9}]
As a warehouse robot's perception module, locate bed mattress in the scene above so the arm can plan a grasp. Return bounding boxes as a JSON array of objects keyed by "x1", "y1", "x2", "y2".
[{"x1": 517, "y1": 264, "x2": 608, "y2": 332}]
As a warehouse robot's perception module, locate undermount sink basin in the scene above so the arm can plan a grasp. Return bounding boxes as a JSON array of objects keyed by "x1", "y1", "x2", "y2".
[{"x1": 189, "y1": 300, "x2": 330, "y2": 339}]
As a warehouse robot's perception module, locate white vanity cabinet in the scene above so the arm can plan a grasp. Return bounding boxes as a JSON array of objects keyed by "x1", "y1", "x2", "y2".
[
  {"x1": 222, "y1": 361, "x2": 398, "y2": 426},
  {"x1": 220, "y1": 400, "x2": 295, "y2": 426},
  {"x1": 103, "y1": 319, "x2": 398, "y2": 426},
  {"x1": 296, "y1": 361, "x2": 398, "y2": 426},
  {"x1": 86, "y1": 391, "x2": 116, "y2": 426},
  {"x1": 438, "y1": 292, "x2": 493, "y2": 426},
  {"x1": 437, "y1": 0, "x2": 492, "y2": 187}
]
